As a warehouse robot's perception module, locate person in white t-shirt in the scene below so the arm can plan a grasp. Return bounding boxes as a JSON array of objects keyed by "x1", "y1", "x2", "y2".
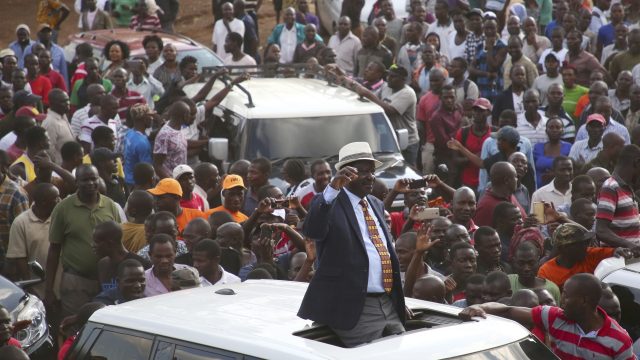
[
  {"x1": 223, "y1": 32, "x2": 257, "y2": 67},
  {"x1": 212, "y1": 2, "x2": 245, "y2": 59},
  {"x1": 192, "y1": 239, "x2": 241, "y2": 286}
]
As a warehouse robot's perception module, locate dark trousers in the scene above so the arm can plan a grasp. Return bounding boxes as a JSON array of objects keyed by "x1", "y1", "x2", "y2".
[{"x1": 331, "y1": 294, "x2": 404, "y2": 347}]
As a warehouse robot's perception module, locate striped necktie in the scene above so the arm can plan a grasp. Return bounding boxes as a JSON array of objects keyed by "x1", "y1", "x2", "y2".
[{"x1": 359, "y1": 199, "x2": 393, "y2": 293}]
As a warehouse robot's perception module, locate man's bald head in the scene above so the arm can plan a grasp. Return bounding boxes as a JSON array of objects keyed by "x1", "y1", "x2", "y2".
[
  {"x1": 510, "y1": 289, "x2": 539, "y2": 308},
  {"x1": 452, "y1": 186, "x2": 475, "y2": 203},
  {"x1": 413, "y1": 275, "x2": 446, "y2": 303},
  {"x1": 216, "y1": 222, "x2": 244, "y2": 250},
  {"x1": 565, "y1": 273, "x2": 603, "y2": 307},
  {"x1": 127, "y1": 190, "x2": 154, "y2": 219},
  {"x1": 602, "y1": 132, "x2": 625, "y2": 149},
  {"x1": 185, "y1": 217, "x2": 211, "y2": 237},
  {"x1": 489, "y1": 162, "x2": 517, "y2": 186}
]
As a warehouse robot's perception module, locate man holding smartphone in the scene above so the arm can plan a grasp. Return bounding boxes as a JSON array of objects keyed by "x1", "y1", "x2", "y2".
[{"x1": 300, "y1": 142, "x2": 405, "y2": 347}]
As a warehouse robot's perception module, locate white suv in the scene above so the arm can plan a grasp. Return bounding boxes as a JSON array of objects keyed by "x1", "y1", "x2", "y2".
[
  {"x1": 183, "y1": 77, "x2": 422, "y2": 206},
  {"x1": 64, "y1": 280, "x2": 557, "y2": 359}
]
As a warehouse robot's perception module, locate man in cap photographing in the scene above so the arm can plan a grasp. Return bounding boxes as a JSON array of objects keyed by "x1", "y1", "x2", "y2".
[
  {"x1": 299, "y1": 142, "x2": 405, "y2": 347},
  {"x1": 538, "y1": 223, "x2": 636, "y2": 289}
]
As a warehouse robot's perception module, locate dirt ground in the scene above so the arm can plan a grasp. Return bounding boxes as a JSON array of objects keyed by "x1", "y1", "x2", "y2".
[{"x1": 0, "y1": 0, "x2": 279, "y2": 52}]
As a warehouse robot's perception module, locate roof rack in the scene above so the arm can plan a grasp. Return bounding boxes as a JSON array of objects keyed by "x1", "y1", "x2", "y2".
[{"x1": 200, "y1": 63, "x2": 368, "y2": 104}]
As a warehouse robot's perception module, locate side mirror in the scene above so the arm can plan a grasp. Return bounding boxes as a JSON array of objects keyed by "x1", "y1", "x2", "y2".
[
  {"x1": 395, "y1": 129, "x2": 409, "y2": 151},
  {"x1": 29, "y1": 261, "x2": 45, "y2": 280},
  {"x1": 208, "y1": 138, "x2": 229, "y2": 162}
]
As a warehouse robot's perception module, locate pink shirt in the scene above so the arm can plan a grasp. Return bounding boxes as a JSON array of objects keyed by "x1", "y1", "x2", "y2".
[{"x1": 144, "y1": 264, "x2": 191, "y2": 297}]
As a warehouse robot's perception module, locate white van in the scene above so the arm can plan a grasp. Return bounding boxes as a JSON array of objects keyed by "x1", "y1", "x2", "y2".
[{"x1": 64, "y1": 280, "x2": 558, "y2": 359}]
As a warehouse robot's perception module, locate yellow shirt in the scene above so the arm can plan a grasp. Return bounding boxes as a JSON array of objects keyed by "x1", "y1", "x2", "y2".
[
  {"x1": 37, "y1": 0, "x2": 64, "y2": 27},
  {"x1": 11, "y1": 154, "x2": 36, "y2": 183},
  {"x1": 83, "y1": 154, "x2": 125, "y2": 179}
]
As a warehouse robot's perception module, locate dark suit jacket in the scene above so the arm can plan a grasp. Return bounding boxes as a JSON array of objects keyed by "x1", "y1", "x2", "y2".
[
  {"x1": 299, "y1": 189, "x2": 405, "y2": 330},
  {"x1": 492, "y1": 86, "x2": 515, "y2": 121}
]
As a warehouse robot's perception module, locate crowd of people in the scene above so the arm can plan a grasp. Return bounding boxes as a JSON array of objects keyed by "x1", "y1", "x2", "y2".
[{"x1": 0, "y1": 0, "x2": 638, "y2": 359}]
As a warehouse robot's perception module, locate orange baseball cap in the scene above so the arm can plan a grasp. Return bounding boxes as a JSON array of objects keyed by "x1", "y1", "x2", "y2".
[
  {"x1": 147, "y1": 178, "x2": 183, "y2": 197},
  {"x1": 222, "y1": 175, "x2": 246, "y2": 190}
]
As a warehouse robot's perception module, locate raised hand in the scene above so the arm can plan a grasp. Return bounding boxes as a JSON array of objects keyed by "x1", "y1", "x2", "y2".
[
  {"x1": 416, "y1": 223, "x2": 440, "y2": 253},
  {"x1": 392, "y1": 178, "x2": 412, "y2": 194},
  {"x1": 330, "y1": 166, "x2": 358, "y2": 190}
]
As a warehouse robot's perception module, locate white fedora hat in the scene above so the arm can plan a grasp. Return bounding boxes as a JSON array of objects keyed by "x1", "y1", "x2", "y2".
[{"x1": 334, "y1": 142, "x2": 383, "y2": 171}]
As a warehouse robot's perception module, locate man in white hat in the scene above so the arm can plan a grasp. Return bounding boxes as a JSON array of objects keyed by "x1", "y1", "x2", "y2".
[
  {"x1": 299, "y1": 142, "x2": 405, "y2": 347},
  {"x1": 9, "y1": 25, "x2": 33, "y2": 69}
]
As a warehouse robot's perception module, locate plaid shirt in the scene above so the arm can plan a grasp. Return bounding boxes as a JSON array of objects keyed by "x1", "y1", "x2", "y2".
[
  {"x1": 465, "y1": 32, "x2": 485, "y2": 64},
  {"x1": 0, "y1": 175, "x2": 29, "y2": 249}
]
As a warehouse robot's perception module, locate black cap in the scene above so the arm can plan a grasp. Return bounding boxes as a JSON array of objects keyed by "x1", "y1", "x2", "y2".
[
  {"x1": 90, "y1": 147, "x2": 120, "y2": 164},
  {"x1": 13, "y1": 90, "x2": 41, "y2": 106}
]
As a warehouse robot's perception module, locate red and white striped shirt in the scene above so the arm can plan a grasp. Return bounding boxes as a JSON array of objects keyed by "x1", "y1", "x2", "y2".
[
  {"x1": 532, "y1": 305, "x2": 635, "y2": 360},
  {"x1": 111, "y1": 89, "x2": 146, "y2": 121},
  {"x1": 596, "y1": 175, "x2": 640, "y2": 246},
  {"x1": 129, "y1": 15, "x2": 161, "y2": 30}
]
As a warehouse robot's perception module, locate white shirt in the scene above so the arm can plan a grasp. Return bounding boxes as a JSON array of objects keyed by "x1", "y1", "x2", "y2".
[
  {"x1": 327, "y1": 32, "x2": 362, "y2": 75},
  {"x1": 322, "y1": 185, "x2": 388, "y2": 293},
  {"x1": 516, "y1": 111, "x2": 549, "y2": 145},
  {"x1": 79, "y1": 114, "x2": 122, "y2": 149},
  {"x1": 127, "y1": 76, "x2": 164, "y2": 110},
  {"x1": 223, "y1": 53, "x2": 257, "y2": 67},
  {"x1": 427, "y1": 21, "x2": 456, "y2": 59},
  {"x1": 200, "y1": 266, "x2": 241, "y2": 286},
  {"x1": 42, "y1": 110, "x2": 74, "y2": 164},
  {"x1": 147, "y1": 58, "x2": 163, "y2": 75},
  {"x1": 512, "y1": 91, "x2": 525, "y2": 116},
  {"x1": 531, "y1": 181, "x2": 572, "y2": 208},
  {"x1": 0, "y1": 132, "x2": 17, "y2": 151},
  {"x1": 70, "y1": 104, "x2": 91, "y2": 138},
  {"x1": 447, "y1": 32, "x2": 467, "y2": 61},
  {"x1": 279, "y1": 25, "x2": 298, "y2": 64},
  {"x1": 193, "y1": 184, "x2": 210, "y2": 211},
  {"x1": 212, "y1": 18, "x2": 245, "y2": 59},
  {"x1": 589, "y1": 7, "x2": 609, "y2": 35},
  {"x1": 569, "y1": 139, "x2": 603, "y2": 164}
]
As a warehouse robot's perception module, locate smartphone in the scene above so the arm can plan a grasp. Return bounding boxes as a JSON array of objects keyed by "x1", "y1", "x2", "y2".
[
  {"x1": 414, "y1": 207, "x2": 440, "y2": 221},
  {"x1": 274, "y1": 199, "x2": 290, "y2": 209},
  {"x1": 532, "y1": 202, "x2": 546, "y2": 224},
  {"x1": 409, "y1": 178, "x2": 427, "y2": 189}
]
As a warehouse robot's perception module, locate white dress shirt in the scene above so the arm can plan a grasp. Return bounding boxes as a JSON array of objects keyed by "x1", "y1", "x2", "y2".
[
  {"x1": 531, "y1": 180, "x2": 572, "y2": 208},
  {"x1": 323, "y1": 185, "x2": 388, "y2": 293},
  {"x1": 200, "y1": 266, "x2": 241, "y2": 286},
  {"x1": 279, "y1": 25, "x2": 298, "y2": 64}
]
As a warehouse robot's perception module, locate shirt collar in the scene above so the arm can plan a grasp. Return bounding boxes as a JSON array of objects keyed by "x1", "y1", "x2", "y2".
[
  {"x1": 72, "y1": 193, "x2": 106, "y2": 209},
  {"x1": 343, "y1": 187, "x2": 365, "y2": 209},
  {"x1": 26, "y1": 208, "x2": 51, "y2": 224},
  {"x1": 548, "y1": 180, "x2": 571, "y2": 195}
]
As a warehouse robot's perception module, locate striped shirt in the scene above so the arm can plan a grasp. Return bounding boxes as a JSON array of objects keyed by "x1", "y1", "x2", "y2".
[
  {"x1": 111, "y1": 89, "x2": 146, "y2": 121},
  {"x1": 129, "y1": 15, "x2": 162, "y2": 30},
  {"x1": 596, "y1": 175, "x2": 640, "y2": 246},
  {"x1": 79, "y1": 115, "x2": 122, "y2": 149},
  {"x1": 532, "y1": 305, "x2": 635, "y2": 360},
  {"x1": 516, "y1": 112, "x2": 548, "y2": 145}
]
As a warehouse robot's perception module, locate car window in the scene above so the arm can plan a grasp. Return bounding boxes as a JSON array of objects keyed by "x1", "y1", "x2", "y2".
[
  {"x1": 610, "y1": 283, "x2": 640, "y2": 340},
  {"x1": 450, "y1": 336, "x2": 557, "y2": 359},
  {"x1": 153, "y1": 341, "x2": 240, "y2": 360},
  {"x1": 84, "y1": 330, "x2": 153, "y2": 360},
  {"x1": 173, "y1": 345, "x2": 237, "y2": 360}
]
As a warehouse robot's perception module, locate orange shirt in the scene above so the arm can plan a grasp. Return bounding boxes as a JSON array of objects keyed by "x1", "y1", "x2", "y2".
[
  {"x1": 538, "y1": 247, "x2": 615, "y2": 288},
  {"x1": 176, "y1": 207, "x2": 206, "y2": 236},
  {"x1": 206, "y1": 206, "x2": 248, "y2": 223},
  {"x1": 573, "y1": 94, "x2": 590, "y2": 120}
]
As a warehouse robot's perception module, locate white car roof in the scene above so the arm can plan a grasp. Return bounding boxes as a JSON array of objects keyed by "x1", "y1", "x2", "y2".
[
  {"x1": 596, "y1": 257, "x2": 640, "y2": 285},
  {"x1": 90, "y1": 280, "x2": 532, "y2": 360},
  {"x1": 182, "y1": 78, "x2": 385, "y2": 119}
]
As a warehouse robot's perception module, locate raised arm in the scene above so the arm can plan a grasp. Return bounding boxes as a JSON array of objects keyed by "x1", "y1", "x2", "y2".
[{"x1": 458, "y1": 302, "x2": 534, "y2": 329}]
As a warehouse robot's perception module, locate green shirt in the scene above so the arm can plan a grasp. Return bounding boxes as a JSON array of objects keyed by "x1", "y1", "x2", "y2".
[
  {"x1": 562, "y1": 85, "x2": 588, "y2": 122},
  {"x1": 508, "y1": 274, "x2": 561, "y2": 305},
  {"x1": 70, "y1": 79, "x2": 113, "y2": 107},
  {"x1": 49, "y1": 194, "x2": 121, "y2": 277},
  {"x1": 110, "y1": 0, "x2": 138, "y2": 27}
]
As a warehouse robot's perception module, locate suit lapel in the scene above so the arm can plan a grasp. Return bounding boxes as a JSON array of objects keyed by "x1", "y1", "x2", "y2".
[{"x1": 337, "y1": 191, "x2": 366, "y2": 250}]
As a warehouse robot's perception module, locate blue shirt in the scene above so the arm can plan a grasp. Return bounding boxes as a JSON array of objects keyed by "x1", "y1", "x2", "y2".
[
  {"x1": 597, "y1": 24, "x2": 616, "y2": 48},
  {"x1": 123, "y1": 129, "x2": 152, "y2": 184},
  {"x1": 533, "y1": 141, "x2": 572, "y2": 187},
  {"x1": 323, "y1": 186, "x2": 389, "y2": 293},
  {"x1": 475, "y1": 40, "x2": 506, "y2": 102},
  {"x1": 478, "y1": 136, "x2": 536, "y2": 194},
  {"x1": 9, "y1": 40, "x2": 34, "y2": 68},
  {"x1": 544, "y1": 20, "x2": 559, "y2": 39},
  {"x1": 575, "y1": 118, "x2": 630, "y2": 144}
]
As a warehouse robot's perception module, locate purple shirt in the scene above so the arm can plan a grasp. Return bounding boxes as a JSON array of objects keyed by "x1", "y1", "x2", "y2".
[{"x1": 153, "y1": 123, "x2": 187, "y2": 177}]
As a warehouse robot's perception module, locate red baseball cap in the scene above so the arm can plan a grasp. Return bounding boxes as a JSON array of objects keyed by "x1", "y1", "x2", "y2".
[
  {"x1": 15, "y1": 106, "x2": 46, "y2": 122},
  {"x1": 472, "y1": 98, "x2": 492, "y2": 111},
  {"x1": 586, "y1": 113, "x2": 606, "y2": 125}
]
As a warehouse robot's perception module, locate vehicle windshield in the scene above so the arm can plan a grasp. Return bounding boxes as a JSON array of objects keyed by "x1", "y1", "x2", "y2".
[
  {"x1": 178, "y1": 49, "x2": 224, "y2": 70},
  {"x1": 449, "y1": 336, "x2": 557, "y2": 359},
  {"x1": 243, "y1": 113, "x2": 398, "y2": 160}
]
